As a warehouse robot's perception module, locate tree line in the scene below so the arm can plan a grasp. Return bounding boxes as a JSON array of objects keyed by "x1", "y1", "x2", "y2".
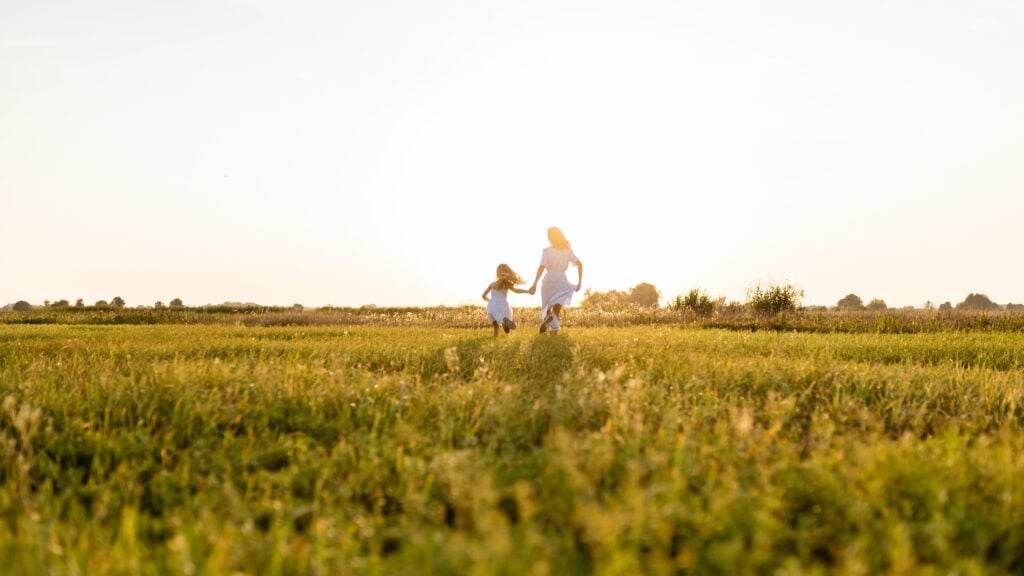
[
  {"x1": 836, "y1": 292, "x2": 1024, "y2": 312},
  {"x1": 582, "y1": 283, "x2": 1024, "y2": 317},
  {"x1": 3, "y1": 297, "x2": 183, "y2": 312},
  {"x1": 5, "y1": 287, "x2": 1021, "y2": 316}
]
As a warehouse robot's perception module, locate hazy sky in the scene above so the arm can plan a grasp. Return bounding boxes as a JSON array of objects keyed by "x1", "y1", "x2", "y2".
[{"x1": 3, "y1": 0, "x2": 1023, "y2": 309}]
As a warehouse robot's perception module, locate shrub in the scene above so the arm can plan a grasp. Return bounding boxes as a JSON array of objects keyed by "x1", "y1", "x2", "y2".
[
  {"x1": 746, "y1": 282, "x2": 803, "y2": 316},
  {"x1": 672, "y1": 288, "x2": 715, "y2": 317}
]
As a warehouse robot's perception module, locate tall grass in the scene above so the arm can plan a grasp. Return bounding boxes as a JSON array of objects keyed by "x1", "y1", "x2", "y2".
[
  {"x1": 2, "y1": 325, "x2": 1024, "y2": 573},
  {"x1": 7, "y1": 305, "x2": 1024, "y2": 334}
]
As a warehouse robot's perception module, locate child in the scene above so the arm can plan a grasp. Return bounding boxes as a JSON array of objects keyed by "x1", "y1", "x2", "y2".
[{"x1": 482, "y1": 264, "x2": 530, "y2": 336}]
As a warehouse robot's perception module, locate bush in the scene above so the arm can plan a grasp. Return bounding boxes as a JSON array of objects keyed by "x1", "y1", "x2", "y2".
[
  {"x1": 746, "y1": 282, "x2": 803, "y2": 316},
  {"x1": 672, "y1": 288, "x2": 715, "y2": 317}
]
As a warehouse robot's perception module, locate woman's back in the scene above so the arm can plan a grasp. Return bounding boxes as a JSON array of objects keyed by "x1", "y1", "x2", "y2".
[{"x1": 541, "y1": 246, "x2": 578, "y2": 275}]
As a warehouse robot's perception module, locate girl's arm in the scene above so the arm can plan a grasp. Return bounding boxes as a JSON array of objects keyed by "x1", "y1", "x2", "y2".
[
  {"x1": 529, "y1": 265, "x2": 545, "y2": 294},
  {"x1": 575, "y1": 260, "x2": 583, "y2": 291},
  {"x1": 510, "y1": 287, "x2": 531, "y2": 294},
  {"x1": 482, "y1": 283, "x2": 493, "y2": 301}
]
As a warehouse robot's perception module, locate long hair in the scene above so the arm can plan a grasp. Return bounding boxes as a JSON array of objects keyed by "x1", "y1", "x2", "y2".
[
  {"x1": 547, "y1": 226, "x2": 571, "y2": 250},
  {"x1": 494, "y1": 263, "x2": 524, "y2": 290}
]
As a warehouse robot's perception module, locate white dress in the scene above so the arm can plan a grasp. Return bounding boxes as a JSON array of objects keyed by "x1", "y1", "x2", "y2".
[
  {"x1": 540, "y1": 246, "x2": 579, "y2": 330},
  {"x1": 487, "y1": 285, "x2": 514, "y2": 324}
]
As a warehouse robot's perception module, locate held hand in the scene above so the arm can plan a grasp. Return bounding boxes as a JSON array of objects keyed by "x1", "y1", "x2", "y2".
[
  {"x1": 576, "y1": 284, "x2": 582, "y2": 292},
  {"x1": 529, "y1": 286, "x2": 536, "y2": 295}
]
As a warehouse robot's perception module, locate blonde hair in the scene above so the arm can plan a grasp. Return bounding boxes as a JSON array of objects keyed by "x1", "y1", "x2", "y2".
[
  {"x1": 494, "y1": 263, "x2": 524, "y2": 290},
  {"x1": 547, "y1": 226, "x2": 571, "y2": 250}
]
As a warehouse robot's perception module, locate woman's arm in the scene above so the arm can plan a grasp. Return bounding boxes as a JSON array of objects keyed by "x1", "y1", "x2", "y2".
[
  {"x1": 529, "y1": 265, "x2": 545, "y2": 295},
  {"x1": 575, "y1": 260, "x2": 583, "y2": 291}
]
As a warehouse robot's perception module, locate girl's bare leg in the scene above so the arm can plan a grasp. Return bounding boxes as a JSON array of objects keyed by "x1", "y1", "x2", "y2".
[{"x1": 492, "y1": 321, "x2": 499, "y2": 336}]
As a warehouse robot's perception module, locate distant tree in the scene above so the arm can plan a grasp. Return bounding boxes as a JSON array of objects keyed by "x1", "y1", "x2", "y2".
[
  {"x1": 922, "y1": 301, "x2": 935, "y2": 311},
  {"x1": 1006, "y1": 303, "x2": 1024, "y2": 311},
  {"x1": 13, "y1": 301, "x2": 32, "y2": 311},
  {"x1": 939, "y1": 301, "x2": 953, "y2": 311},
  {"x1": 583, "y1": 283, "x2": 662, "y2": 308},
  {"x1": 75, "y1": 298, "x2": 85, "y2": 308},
  {"x1": 95, "y1": 300, "x2": 109, "y2": 308},
  {"x1": 169, "y1": 298, "x2": 184, "y2": 308},
  {"x1": 866, "y1": 298, "x2": 887, "y2": 311},
  {"x1": 629, "y1": 283, "x2": 661, "y2": 307},
  {"x1": 581, "y1": 288, "x2": 629, "y2": 308},
  {"x1": 956, "y1": 293, "x2": 999, "y2": 311},
  {"x1": 836, "y1": 293, "x2": 865, "y2": 311},
  {"x1": 292, "y1": 303, "x2": 304, "y2": 311},
  {"x1": 51, "y1": 299, "x2": 70, "y2": 308},
  {"x1": 111, "y1": 296, "x2": 126, "y2": 308},
  {"x1": 154, "y1": 301, "x2": 166, "y2": 309}
]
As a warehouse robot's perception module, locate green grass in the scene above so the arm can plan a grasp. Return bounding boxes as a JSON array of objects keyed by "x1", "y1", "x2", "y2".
[
  {"x1": 2, "y1": 323, "x2": 1024, "y2": 574},
  {"x1": 7, "y1": 305, "x2": 1024, "y2": 334}
]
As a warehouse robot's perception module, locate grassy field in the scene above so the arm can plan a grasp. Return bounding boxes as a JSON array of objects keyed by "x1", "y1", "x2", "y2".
[{"x1": 2, "y1": 313, "x2": 1024, "y2": 574}]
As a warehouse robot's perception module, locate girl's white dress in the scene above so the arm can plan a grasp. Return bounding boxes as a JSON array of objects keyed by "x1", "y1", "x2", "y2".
[
  {"x1": 540, "y1": 246, "x2": 579, "y2": 331},
  {"x1": 487, "y1": 285, "x2": 514, "y2": 324}
]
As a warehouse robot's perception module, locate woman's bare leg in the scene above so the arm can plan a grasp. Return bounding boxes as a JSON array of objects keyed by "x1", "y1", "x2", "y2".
[
  {"x1": 542, "y1": 304, "x2": 562, "y2": 334},
  {"x1": 551, "y1": 304, "x2": 562, "y2": 334}
]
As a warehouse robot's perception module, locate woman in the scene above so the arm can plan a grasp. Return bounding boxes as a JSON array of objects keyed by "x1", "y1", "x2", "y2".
[{"x1": 528, "y1": 227, "x2": 583, "y2": 335}]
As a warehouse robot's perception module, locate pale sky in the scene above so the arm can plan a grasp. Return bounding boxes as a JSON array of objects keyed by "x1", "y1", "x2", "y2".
[{"x1": 3, "y1": 0, "x2": 1023, "y2": 309}]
